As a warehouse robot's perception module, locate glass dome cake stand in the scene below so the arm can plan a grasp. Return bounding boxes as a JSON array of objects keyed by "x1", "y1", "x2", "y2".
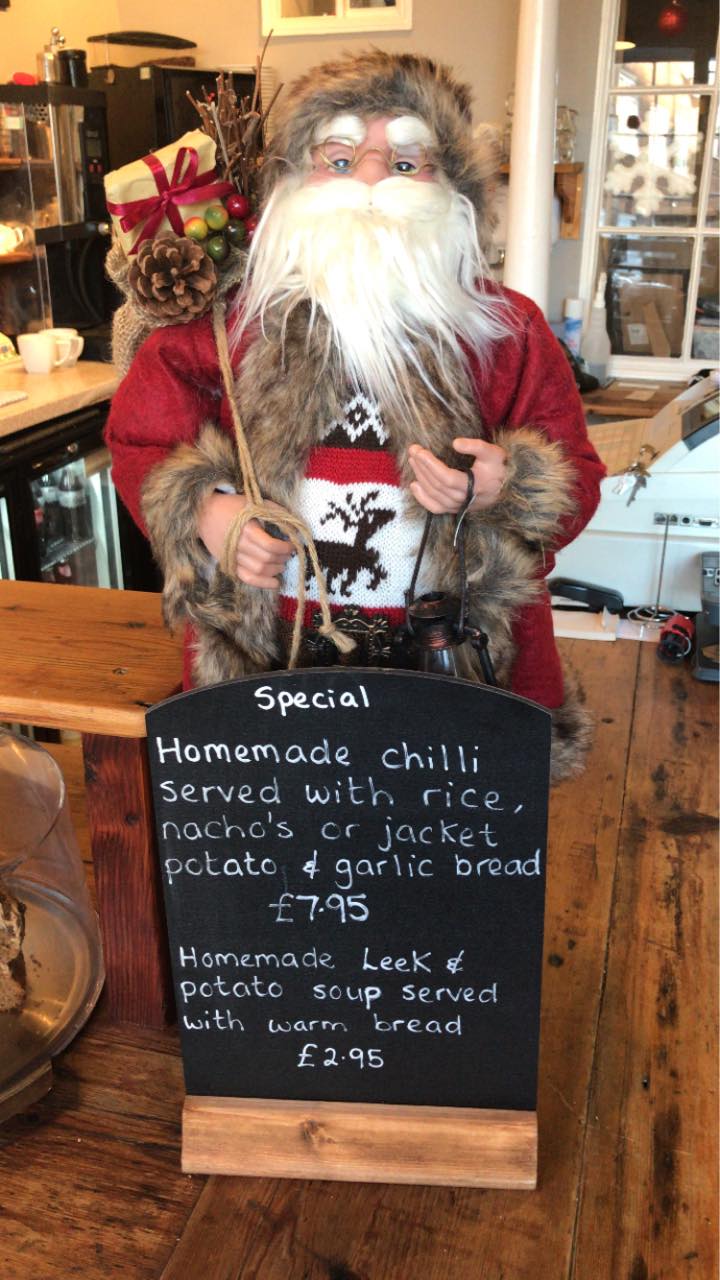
[{"x1": 0, "y1": 729, "x2": 104, "y2": 1121}]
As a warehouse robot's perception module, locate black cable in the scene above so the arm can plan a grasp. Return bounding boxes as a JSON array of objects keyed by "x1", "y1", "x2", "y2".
[{"x1": 405, "y1": 511, "x2": 433, "y2": 634}]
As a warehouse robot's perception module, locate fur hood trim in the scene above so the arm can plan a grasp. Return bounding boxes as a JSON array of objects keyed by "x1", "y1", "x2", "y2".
[{"x1": 264, "y1": 49, "x2": 499, "y2": 242}]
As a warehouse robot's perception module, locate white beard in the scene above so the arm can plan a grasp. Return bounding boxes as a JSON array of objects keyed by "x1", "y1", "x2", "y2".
[{"x1": 231, "y1": 175, "x2": 513, "y2": 418}]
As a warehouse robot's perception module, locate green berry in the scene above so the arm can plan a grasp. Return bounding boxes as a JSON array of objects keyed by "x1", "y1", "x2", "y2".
[
  {"x1": 225, "y1": 218, "x2": 247, "y2": 248},
  {"x1": 206, "y1": 233, "x2": 229, "y2": 263},
  {"x1": 184, "y1": 216, "x2": 209, "y2": 241},
  {"x1": 205, "y1": 204, "x2": 230, "y2": 231}
]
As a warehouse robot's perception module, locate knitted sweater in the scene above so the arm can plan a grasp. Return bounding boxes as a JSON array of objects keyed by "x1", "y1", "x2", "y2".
[{"x1": 279, "y1": 391, "x2": 425, "y2": 637}]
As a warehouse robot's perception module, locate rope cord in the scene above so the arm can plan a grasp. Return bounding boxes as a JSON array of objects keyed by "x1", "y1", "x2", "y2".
[{"x1": 211, "y1": 302, "x2": 355, "y2": 667}]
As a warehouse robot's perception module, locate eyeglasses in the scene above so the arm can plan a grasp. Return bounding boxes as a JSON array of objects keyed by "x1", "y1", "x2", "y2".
[{"x1": 311, "y1": 136, "x2": 438, "y2": 177}]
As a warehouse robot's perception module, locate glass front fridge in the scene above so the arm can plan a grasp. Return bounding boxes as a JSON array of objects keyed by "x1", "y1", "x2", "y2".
[
  {"x1": 0, "y1": 403, "x2": 160, "y2": 590},
  {"x1": 0, "y1": 479, "x2": 15, "y2": 579}
]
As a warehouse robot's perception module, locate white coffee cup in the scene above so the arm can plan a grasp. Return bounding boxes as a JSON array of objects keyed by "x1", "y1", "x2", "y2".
[
  {"x1": 46, "y1": 327, "x2": 84, "y2": 367},
  {"x1": 17, "y1": 330, "x2": 64, "y2": 373}
]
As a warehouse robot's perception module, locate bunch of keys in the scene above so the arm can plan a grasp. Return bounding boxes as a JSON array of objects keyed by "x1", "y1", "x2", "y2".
[{"x1": 612, "y1": 444, "x2": 658, "y2": 506}]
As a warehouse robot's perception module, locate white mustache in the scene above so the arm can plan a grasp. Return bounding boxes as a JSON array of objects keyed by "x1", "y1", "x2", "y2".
[
  {"x1": 290, "y1": 175, "x2": 452, "y2": 222},
  {"x1": 234, "y1": 172, "x2": 511, "y2": 421}
]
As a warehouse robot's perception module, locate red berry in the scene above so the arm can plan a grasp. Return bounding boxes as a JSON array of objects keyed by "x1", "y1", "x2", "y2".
[
  {"x1": 244, "y1": 213, "x2": 259, "y2": 236},
  {"x1": 225, "y1": 193, "x2": 250, "y2": 219}
]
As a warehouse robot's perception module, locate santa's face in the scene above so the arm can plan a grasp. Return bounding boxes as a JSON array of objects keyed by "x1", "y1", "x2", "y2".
[
  {"x1": 306, "y1": 114, "x2": 440, "y2": 187},
  {"x1": 234, "y1": 109, "x2": 509, "y2": 417}
]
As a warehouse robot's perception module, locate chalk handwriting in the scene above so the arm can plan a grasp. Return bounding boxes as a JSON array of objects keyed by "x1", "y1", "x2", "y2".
[
  {"x1": 149, "y1": 672, "x2": 548, "y2": 1102},
  {"x1": 254, "y1": 683, "x2": 370, "y2": 715}
]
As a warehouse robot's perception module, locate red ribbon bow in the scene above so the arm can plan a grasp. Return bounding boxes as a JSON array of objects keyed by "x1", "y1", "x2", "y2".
[{"x1": 107, "y1": 146, "x2": 233, "y2": 253}]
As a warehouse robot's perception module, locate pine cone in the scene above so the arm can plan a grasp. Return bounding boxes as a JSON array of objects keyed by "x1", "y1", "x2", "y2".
[{"x1": 127, "y1": 235, "x2": 216, "y2": 322}]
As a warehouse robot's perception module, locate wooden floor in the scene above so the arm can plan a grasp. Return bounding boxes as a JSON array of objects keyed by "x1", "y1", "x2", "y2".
[{"x1": 1, "y1": 638, "x2": 717, "y2": 1280}]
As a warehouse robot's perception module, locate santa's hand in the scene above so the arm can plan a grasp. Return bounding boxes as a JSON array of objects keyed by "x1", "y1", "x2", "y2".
[
  {"x1": 198, "y1": 491, "x2": 294, "y2": 589},
  {"x1": 407, "y1": 438, "x2": 508, "y2": 515}
]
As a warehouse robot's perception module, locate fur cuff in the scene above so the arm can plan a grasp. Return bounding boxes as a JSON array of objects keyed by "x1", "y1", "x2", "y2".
[
  {"x1": 140, "y1": 423, "x2": 240, "y2": 629},
  {"x1": 550, "y1": 672, "x2": 593, "y2": 783},
  {"x1": 481, "y1": 427, "x2": 576, "y2": 552}
]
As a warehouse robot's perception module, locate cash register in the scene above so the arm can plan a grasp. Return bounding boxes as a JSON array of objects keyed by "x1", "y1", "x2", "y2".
[
  {"x1": 553, "y1": 374, "x2": 718, "y2": 612},
  {"x1": 551, "y1": 374, "x2": 719, "y2": 679}
]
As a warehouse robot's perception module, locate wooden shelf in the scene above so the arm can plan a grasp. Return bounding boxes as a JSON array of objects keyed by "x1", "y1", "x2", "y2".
[
  {"x1": 499, "y1": 162, "x2": 584, "y2": 239},
  {"x1": 0, "y1": 156, "x2": 54, "y2": 169}
]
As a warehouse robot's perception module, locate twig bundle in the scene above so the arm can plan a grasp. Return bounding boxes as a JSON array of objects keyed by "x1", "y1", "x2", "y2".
[{"x1": 186, "y1": 33, "x2": 282, "y2": 203}]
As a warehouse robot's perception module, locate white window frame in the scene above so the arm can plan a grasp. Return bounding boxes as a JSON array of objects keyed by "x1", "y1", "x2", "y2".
[
  {"x1": 261, "y1": 0, "x2": 413, "y2": 38},
  {"x1": 578, "y1": 0, "x2": 719, "y2": 381}
]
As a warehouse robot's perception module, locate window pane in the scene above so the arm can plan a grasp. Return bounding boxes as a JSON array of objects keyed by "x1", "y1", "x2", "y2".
[
  {"x1": 707, "y1": 110, "x2": 719, "y2": 227},
  {"x1": 614, "y1": 1, "x2": 717, "y2": 87},
  {"x1": 281, "y1": 0, "x2": 336, "y2": 14},
  {"x1": 598, "y1": 234, "x2": 693, "y2": 357},
  {"x1": 692, "y1": 237, "x2": 719, "y2": 360},
  {"x1": 602, "y1": 93, "x2": 711, "y2": 228}
]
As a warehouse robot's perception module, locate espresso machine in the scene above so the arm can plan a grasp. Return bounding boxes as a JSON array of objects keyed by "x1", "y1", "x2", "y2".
[{"x1": 0, "y1": 73, "x2": 115, "y2": 357}]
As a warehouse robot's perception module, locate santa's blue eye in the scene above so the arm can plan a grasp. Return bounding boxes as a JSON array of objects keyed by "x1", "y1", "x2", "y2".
[{"x1": 317, "y1": 139, "x2": 357, "y2": 172}]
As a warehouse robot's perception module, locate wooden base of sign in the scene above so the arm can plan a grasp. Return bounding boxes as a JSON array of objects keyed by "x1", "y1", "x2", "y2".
[{"x1": 182, "y1": 1096, "x2": 537, "y2": 1188}]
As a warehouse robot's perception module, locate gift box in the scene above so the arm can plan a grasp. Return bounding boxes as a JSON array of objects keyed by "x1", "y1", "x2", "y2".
[{"x1": 104, "y1": 130, "x2": 232, "y2": 256}]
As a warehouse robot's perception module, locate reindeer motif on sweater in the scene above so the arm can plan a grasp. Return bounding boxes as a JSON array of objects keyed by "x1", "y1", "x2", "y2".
[
  {"x1": 280, "y1": 394, "x2": 426, "y2": 626},
  {"x1": 313, "y1": 490, "x2": 395, "y2": 597}
]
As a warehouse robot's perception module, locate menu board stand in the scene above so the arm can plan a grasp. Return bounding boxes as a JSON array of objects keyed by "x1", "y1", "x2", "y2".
[
  {"x1": 147, "y1": 669, "x2": 551, "y2": 1190},
  {"x1": 182, "y1": 1096, "x2": 537, "y2": 1187}
]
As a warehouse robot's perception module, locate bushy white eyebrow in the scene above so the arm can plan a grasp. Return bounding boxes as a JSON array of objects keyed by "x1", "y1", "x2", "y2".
[
  {"x1": 313, "y1": 114, "x2": 367, "y2": 144},
  {"x1": 385, "y1": 116, "x2": 436, "y2": 147}
]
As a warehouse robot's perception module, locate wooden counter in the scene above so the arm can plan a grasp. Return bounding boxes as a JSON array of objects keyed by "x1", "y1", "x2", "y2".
[
  {"x1": 0, "y1": 637, "x2": 716, "y2": 1278},
  {"x1": 0, "y1": 578, "x2": 181, "y2": 736},
  {"x1": 0, "y1": 359, "x2": 119, "y2": 437}
]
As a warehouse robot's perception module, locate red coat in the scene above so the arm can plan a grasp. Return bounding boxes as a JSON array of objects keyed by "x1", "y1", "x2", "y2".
[{"x1": 106, "y1": 286, "x2": 605, "y2": 706}]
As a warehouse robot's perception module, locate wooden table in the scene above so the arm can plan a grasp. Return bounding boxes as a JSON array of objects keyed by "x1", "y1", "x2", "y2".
[
  {"x1": 0, "y1": 580, "x2": 183, "y2": 1027},
  {"x1": 0, "y1": 636, "x2": 716, "y2": 1278},
  {"x1": 582, "y1": 379, "x2": 686, "y2": 419}
]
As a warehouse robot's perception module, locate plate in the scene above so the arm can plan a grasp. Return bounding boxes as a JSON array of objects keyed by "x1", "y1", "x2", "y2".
[{"x1": 0, "y1": 880, "x2": 104, "y2": 1106}]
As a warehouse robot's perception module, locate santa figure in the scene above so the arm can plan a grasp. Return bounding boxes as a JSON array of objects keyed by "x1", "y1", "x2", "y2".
[{"x1": 106, "y1": 50, "x2": 605, "y2": 781}]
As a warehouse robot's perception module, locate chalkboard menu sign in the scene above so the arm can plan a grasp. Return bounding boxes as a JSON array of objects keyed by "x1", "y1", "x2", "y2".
[{"x1": 147, "y1": 670, "x2": 551, "y2": 1119}]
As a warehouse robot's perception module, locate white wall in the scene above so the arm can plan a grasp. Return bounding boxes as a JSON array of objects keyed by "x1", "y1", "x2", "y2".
[
  {"x1": 549, "y1": 0, "x2": 604, "y2": 321},
  {"x1": 0, "y1": 1, "x2": 120, "y2": 82}
]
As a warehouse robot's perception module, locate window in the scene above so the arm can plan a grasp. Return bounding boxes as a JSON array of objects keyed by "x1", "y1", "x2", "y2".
[
  {"x1": 261, "y1": 0, "x2": 413, "y2": 38},
  {"x1": 580, "y1": 0, "x2": 719, "y2": 377}
]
